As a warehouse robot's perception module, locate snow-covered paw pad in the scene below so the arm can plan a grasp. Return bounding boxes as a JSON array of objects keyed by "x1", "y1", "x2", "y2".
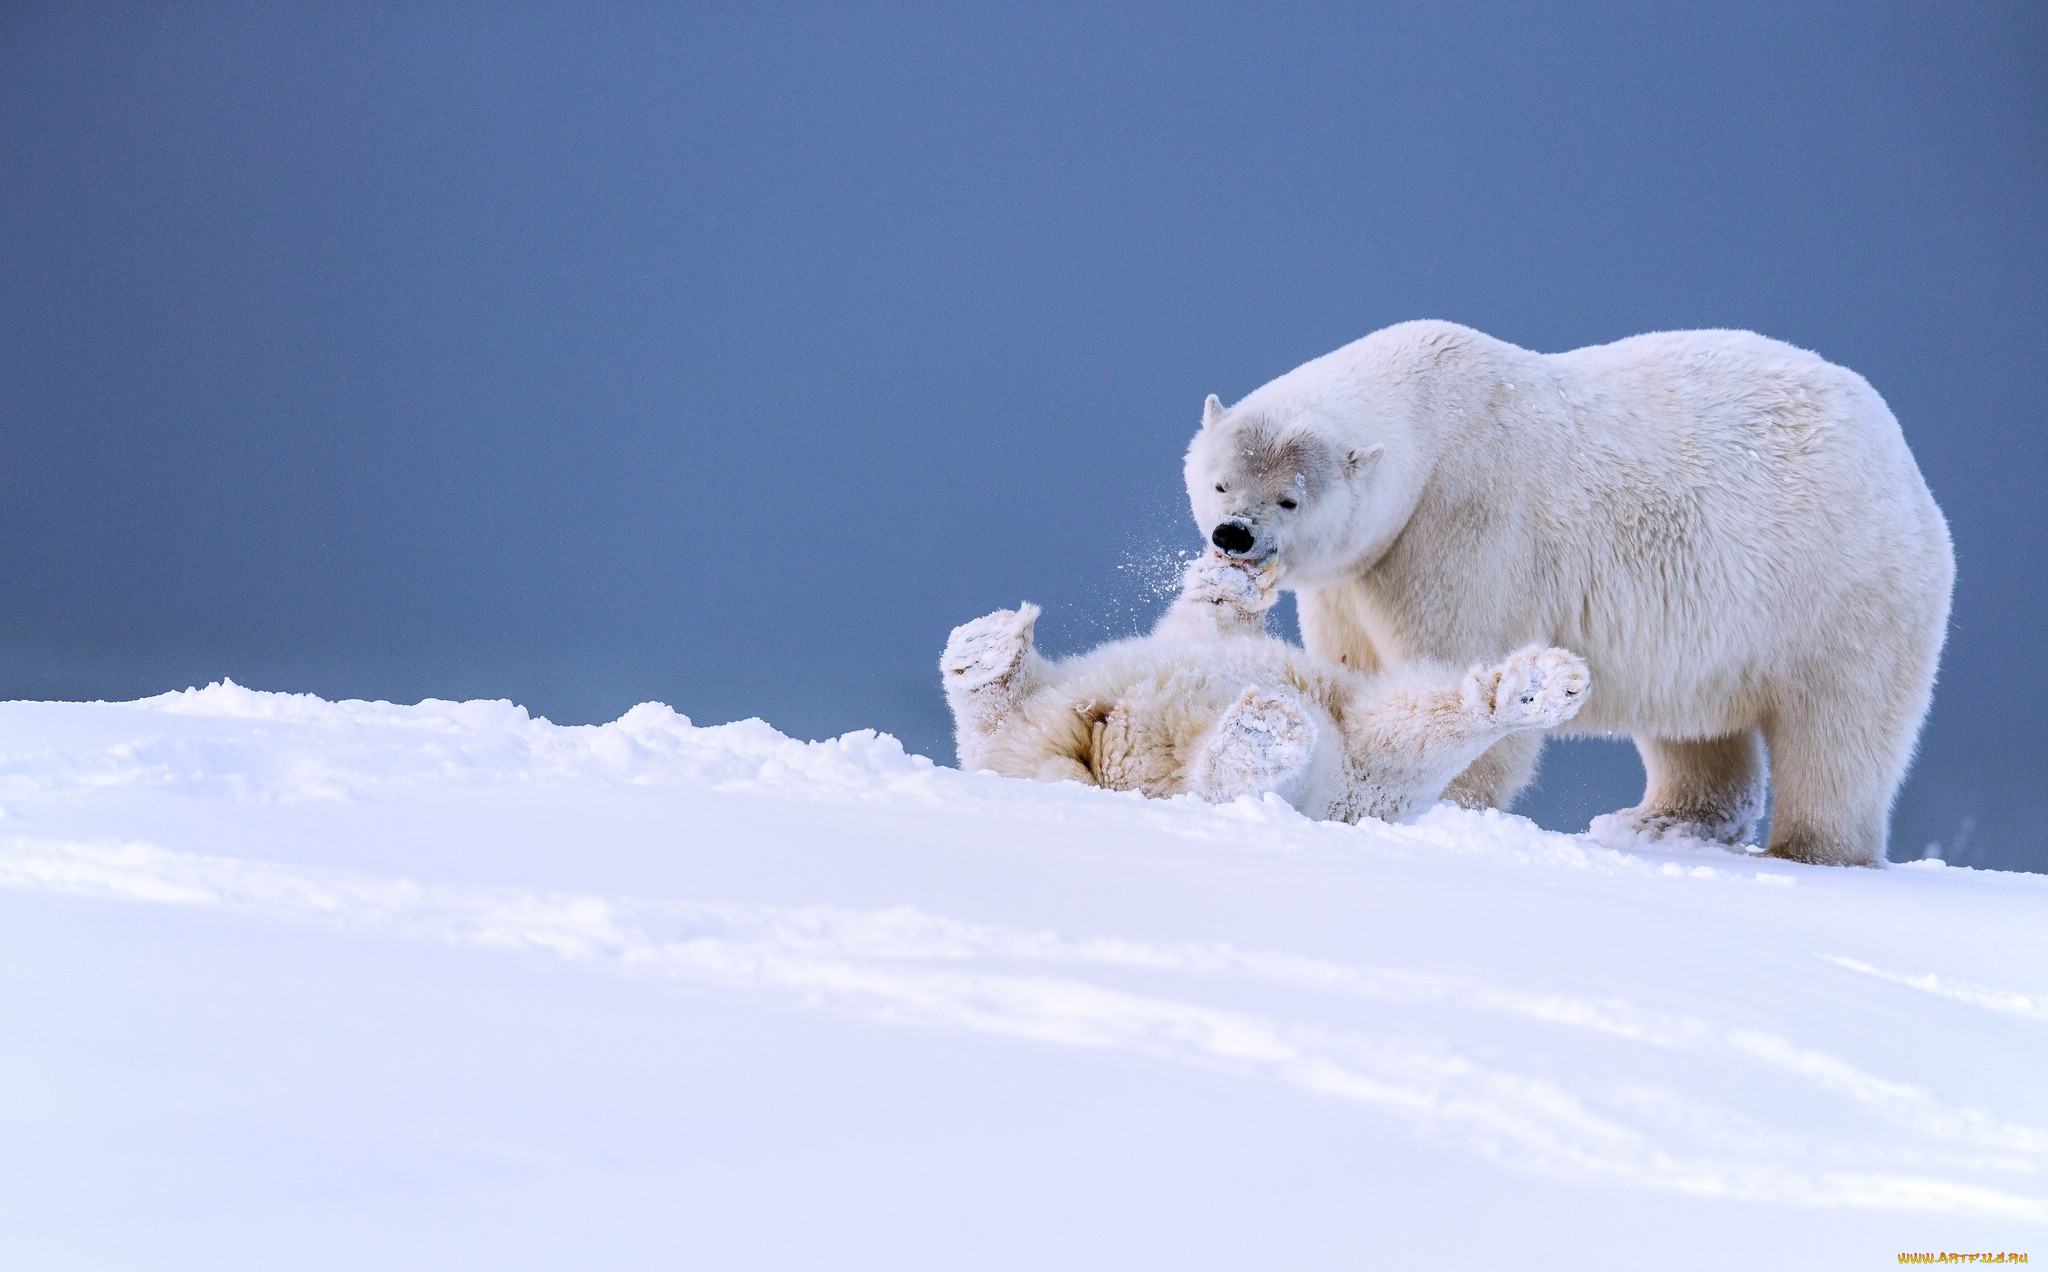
[
  {"x1": 1485, "y1": 647, "x2": 1589, "y2": 727},
  {"x1": 1191, "y1": 685, "x2": 1317, "y2": 800},
  {"x1": 942, "y1": 604, "x2": 1040, "y2": 696},
  {"x1": 1179, "y1": 550, "x2": 1280, "y2": 620},
  {"x1": 1595, "y1": 786, "x2": 1766, "y2": 851}
]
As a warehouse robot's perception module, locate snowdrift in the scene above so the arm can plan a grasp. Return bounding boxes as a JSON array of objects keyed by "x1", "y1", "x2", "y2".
[{"x1": 2, "y1": 683, "x2": 2042, "y2": 1269}]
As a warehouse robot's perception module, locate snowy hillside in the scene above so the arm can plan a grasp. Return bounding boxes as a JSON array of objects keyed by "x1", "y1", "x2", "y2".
[{"x1": 3, "y1": 683, "x2": 2043, "y2": 1269}]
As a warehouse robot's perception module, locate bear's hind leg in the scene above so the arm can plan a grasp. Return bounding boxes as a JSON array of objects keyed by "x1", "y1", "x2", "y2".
[
  {"x1": 1187, "y1": 686, "x2": 1319, "y2": 805},
  {"x1": 1610, "y1": 732, "x2": 1769, "y2": 847},
  {"x1": 1346, "y1": 647, "x2": 1585, "y2": 822},
  {"x1": 942, "y1": 605, "x2": 1049, "y2": 766},
  {"x1": 1441, "y1": 731, "x2": 1544, "y2": 811},
  {"x1": 1763, "y1": 703, "x2": 1915, "y2": 867}
]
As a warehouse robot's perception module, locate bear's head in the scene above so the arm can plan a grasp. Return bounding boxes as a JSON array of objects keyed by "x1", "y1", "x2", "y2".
[{"x1": 1183, "y1": 394, "x2": 1393, "y2": 589}]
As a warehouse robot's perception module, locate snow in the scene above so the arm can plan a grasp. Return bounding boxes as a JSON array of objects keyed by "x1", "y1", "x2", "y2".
[{"x1": 2, "y1": 682, "x2": 2043, "y2": 1268}]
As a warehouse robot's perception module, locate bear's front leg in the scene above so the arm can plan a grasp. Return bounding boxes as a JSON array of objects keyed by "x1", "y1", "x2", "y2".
[
  {"x1": 941, "y1": 604, "x2": 1048, "y2": 767},
  {"x1": 1186, "y1": 685, "x2": 1319, "y2": 805},
  {"x1": 1151, "y1": 550, "x2": 1281, "y2": 642}
]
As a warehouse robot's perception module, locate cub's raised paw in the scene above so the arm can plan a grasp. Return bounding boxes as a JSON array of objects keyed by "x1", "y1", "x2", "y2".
[
  {"x1": 1179, "y1": 549, "x2": 1281, "y2": 617},
  {"x1": 1483, "y1": 646, "x2": 1590, "y2": 727},
  {"x1": 941, "y1": 604, "x2": 1040, "y2": 695},
  {"x1": 1190, "y1": 685, "x2": 1317, "y2": 800}
]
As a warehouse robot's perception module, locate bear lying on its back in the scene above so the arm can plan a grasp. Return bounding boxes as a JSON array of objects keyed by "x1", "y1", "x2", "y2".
[{"x1": 941, "y1": 552, "x2": 1588, "y2": 824}]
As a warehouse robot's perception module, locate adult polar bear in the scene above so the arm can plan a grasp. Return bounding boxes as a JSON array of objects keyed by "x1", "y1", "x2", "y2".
[{"x1": 1186, "y1": 321, "x2": 1953, "y2": 866}]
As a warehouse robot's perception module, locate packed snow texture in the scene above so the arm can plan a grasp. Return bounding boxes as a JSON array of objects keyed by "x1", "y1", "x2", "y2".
[{"x1": 2, "y1": 682, "x2": 2043, "y2": 1269}]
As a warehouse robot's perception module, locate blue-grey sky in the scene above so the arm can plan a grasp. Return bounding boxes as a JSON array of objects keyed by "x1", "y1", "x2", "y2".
[{"x1": 3, "y1": 3, "x2": 2043, "y2": 865}]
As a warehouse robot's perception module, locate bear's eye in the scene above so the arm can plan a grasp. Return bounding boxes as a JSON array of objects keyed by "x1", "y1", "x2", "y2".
[
  {"x1": 1214, "y1": 484, "x2": 1226, "y2": 493},
  {"x1": 1277, "y1": 498, "x2": 1297, "y2": 510}
]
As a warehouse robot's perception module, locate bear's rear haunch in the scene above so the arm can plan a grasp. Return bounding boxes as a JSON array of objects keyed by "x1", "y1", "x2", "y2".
[{"x1": 1185, "y1": 320, "x2": 1954, "y2": 866}]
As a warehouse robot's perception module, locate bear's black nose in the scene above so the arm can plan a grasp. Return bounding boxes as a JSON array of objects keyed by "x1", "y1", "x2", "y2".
[{"x1": 1211, "y1": 521, "x2": 1256, "y2": 555}]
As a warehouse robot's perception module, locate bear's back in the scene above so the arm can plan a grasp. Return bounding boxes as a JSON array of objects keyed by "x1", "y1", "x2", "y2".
[{"x1": 1305, "y1": 323, "x2": 1949, "y2": 737}]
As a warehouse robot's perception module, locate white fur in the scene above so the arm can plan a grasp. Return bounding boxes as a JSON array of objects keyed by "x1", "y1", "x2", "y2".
[
  {"x1": 1184, "y1": 321, "x2": 1954, "y2": 866},
  {"x1": 941, "y1": 553, "x2": 1589, "y2": 825}
]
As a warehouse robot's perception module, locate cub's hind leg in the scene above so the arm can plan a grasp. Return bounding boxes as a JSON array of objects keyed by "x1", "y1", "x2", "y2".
[
  {"x1": 1439, "y1": 647, "x2": 1592, "y2": 809},
  {"x1": 941, "y1": 605, "x2": 1049, "y2": 766},
  {"x1": 1440, "y1": 733, "x2": 1544, "y2": 811},
  {"x1": 1342, "y1": 646, "x2": 1588, "y2": 822},
  {"x1": 1186, "y1": 686, "x2": 1320, "y2": 805}
]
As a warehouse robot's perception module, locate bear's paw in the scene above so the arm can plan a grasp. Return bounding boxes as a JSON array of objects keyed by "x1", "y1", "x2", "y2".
[
  {"x1": 1485, "y1": 647, "x2": 1590, "y2": 728},
  {"x1": 1191, "y1": 685, "x2": 1318, "y2": 801},
  {"x1": 942, "y1": 604, "x2": 1040, "y2": 694},
  {"x1": 1179, "y1": 550, "x2": 1281, "y2": 617}
]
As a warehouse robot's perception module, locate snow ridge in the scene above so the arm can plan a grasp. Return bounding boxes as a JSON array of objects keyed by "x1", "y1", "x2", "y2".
[
  {"x1": 2, "y1": 681, "x2": 2043, "y2": 1255},
  {"x1": 4, "y1": 831, "x2": 2044, "y2": 1220}
]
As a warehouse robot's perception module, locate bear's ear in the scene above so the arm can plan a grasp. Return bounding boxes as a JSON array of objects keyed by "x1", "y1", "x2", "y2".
[
  {"x1": 1344, "y1": 444, "x2": 1385, "y2": 475},
  {"x1": 1201, "y1": 394, "x2": 1227, "y2": 431}
]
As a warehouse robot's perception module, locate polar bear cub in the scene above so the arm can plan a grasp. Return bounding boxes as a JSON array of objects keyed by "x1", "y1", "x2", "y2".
[{"x1": 941, "y1": 553, "x2": 1588, "y2": 823}]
